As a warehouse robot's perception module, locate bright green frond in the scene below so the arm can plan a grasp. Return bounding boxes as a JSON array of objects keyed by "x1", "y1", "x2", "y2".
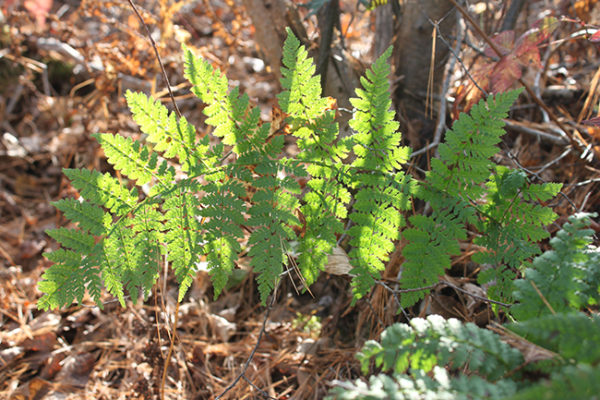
[
  {"x1": 347, "y1": 47, "x2": 412, "y2": 299},
  {"x1": 63, "y1": 168, "x2": 138, "y2": 216},
  {"x1": 93, "y1": 133, "x2": 157, "y2": 186},
  {"x1": 126, "y1": 90, "x2": 199, "y2": 173},
  {"x1": 329, "y1": 315, "x2": 522, "y2": 399}
]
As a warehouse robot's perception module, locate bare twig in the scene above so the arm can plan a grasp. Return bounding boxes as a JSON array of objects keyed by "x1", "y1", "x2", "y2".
[
  {"x1": 412, "y1": 12, "x2": 466, "y2": 159},
  {"x1": 215, "y1": 282, "x2": 280, "y2": 399},
  {"x1": 530, "y1": 280, "x2": 556, "y2": 314},
  {"x1": 161, "y1": 300, "x2": 180, "y2": 400},
  {"x1": 500, "y1": 0, "x2": 526, "y2": 32},
  {"x1": 378, "y1": 278, "x2": 511, "y2": 308},
  {"x1": 126, "y1": 0, "x2": 182, "y2": 118},
  {"x1": 504, "y1": 149, "x2": 578, "y2": 211},
  {"x1": 502, "y1": 120, "x2": 568, "y2": 145},
  {"x1": 375, "y1": 280, "x2": 410, "y2": 320},
  {"x1": 447, "y1": 0, "x2": 587, "y2": 156},
  {"x1": 439, "y1": 279, "x2": 511, "y2": 308}
]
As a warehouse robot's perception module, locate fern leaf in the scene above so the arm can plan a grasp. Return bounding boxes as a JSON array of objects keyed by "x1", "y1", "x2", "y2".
[
  {"x1": 163, "y1": 186, "x2": 203, "y2": 302},
  {"x1": 511, "y1": 213, "x2": 599, "y2": 319},
  {"x1": 504, "y1": 364, "x2": 600, "y2": 400},
  {"x1": 329, "y1": 315, "x2": 522, "y2": 399},
  {"x1": 51, "y1": 198, "x2": 109, "y2": 236},
  {"x1": 125, "y1": 91, "x2": 198, "y2": 173},
  {"x1": 346, "y1": 47, "x2": 412, "y2": 299},
  {"x1": 183, "y1": 46, "x2": 246, "y2": 149},
  {"x1": 38, "y1": 252, "x2": 91, "y2": 310},
  {"x1": 93, "y1": 133, "x2": 157, "y2": 186},
  {"x1": 63, "y1": 168, "x2": 138, "y2": 216},
  {"x1": 400, "y1": 90, "x2": 522, "y2": 307},
  {"x1": 246, "y1": 134, "x2": 301, "y2": 303},
  {"x1": 279, "y1": 28, "x2": 349, "y2": 285},
  {"x1": 46, "y1": 227, "x2": 95, "y2": 253},
  {"x1": 509, "y1": 313, "x2": 600, "y2": 364},
  {"x1": 278, "y1": 27, "x2": 330, "y2": 122},
  {"x1": 201, "y1": 176, "x2": 245, "y2": 298},
  {"x1": 472, "y1": 166, "x2": 562, "y2": 302}
]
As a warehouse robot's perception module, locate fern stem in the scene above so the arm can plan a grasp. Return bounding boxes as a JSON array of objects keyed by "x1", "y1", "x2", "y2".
[{"x1": 160, "y1": 299, "x2": 180, "y2": 400}]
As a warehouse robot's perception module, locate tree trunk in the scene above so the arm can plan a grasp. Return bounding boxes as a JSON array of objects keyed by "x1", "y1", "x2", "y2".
[
  {"x1": 393, "y1": 0, "x2": 455, "y2": 147},
  {"x1": 241, "y1": 0, "x2": 357, "y2": 137}
]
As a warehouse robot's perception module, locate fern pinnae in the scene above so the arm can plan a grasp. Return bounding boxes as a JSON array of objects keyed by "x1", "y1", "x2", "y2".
[
  {"x1": 93, "y1": 133, "x2": 158, "y2": 187},
  {"x1": 183, "y1": 46, "x2": 244, "y2": 148},
  {"x1": 201, "y1": 176, "x2": 246, "y2": 298},
  {"x1": 185, "y1": 46, "x2": 302, "y2": 302},
  {"x1": 51, "y1": 198, "x2": 109, "y2": 236},
  {"x1": 346, "y1": 46, "x2": 412, "y2": 298},
  {"x1": 62, "y1": 168, "x2": 138, "y2": 217},
  {"x1": 278, "y1": 28, "x2": 350, "y2": 285},
  {"x1": 162, "y1": 185, "x2": 202, "y2": 302},
  {"x1": 399, "y1": 89, "x2": 552, "y2": 307},
  {"x1": 511, "y1": 213, "x2": 599, "y2": 320},
  {"x1": 125, "y1": 91, "x2": 199, "y2": 173}
]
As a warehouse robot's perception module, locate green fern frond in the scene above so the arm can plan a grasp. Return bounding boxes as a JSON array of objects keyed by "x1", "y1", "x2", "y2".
[
  {"x1": 399, "y1": 89, "x2": 555, "y2": 307},
  {"x1": 431, "y1": 90, "x2": 522, "y2": 196},
  {"x1": 126, "y1": 203, "x2": 163, "y2": 300},
  {"x1": 201, "y1": 177, "x2": 246, "y2": 298},
  {"x1": 163, "y1": 187, "x2": 202, "y2": 302},
  {"x1": 329, "y1": 315, "x2": 522, "y2": 399},
  {"x1": 400, "y1": 202, "x2": 465, "y2": 307},
  {"x1": 346, "y1": 47, "x2": 412, "y2": 299},
  {"x1": 472, "y1": 166, "x2": 562, "y2": 302},
  {"x1": 46, "y1": 227, "x2": 95, "y2": 253},
  {"x1": 504, "y1": 364, "x2": 600, "y2": 400},
  {"x1": 508, "y1": 313, "x2": 600, "y2": 364},
  {"x1": 125, "y1": 90, "x2": 198, "y2": 173},
  {"x1": 279, "y1": 27, "x2": 331, "y2": 122},
  {"x1": 279, "y1": 28, "x2": 350, "y2": 285},
  {"x1": 38, "y1": 251, "x2": 101, "y2": 310},
  {"x1": 511, "y1": 213, "x2": 599, "y2": 319},
  {"x1": 245, "y1": 127, "x2": 302, "y2": 303},
  {"x1": 183, "y1": 46, "x2": 245, "y2": 148},
  {"x1": 40, "y1": 28, "x2": 565, "y2": 324},
  {"x1": 360, "y1": 315, "x2": 523, "y2": 379},
  {"x1": 93, "y1": 133, "x2": 158, "y2": 186},
  {"x1": 63, "y1": 168, "x2": 138, "y2": 216},
  {"x1": 51, "y1": 198, "x2": 109, "y2": 236}
]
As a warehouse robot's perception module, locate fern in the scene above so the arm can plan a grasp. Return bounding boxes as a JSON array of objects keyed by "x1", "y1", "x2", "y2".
[
  {"x1": 473, "y1": 166, "x2": 561, "y2": 302},
  {"x1": 278, "y1": 28, "x2": 350, "y2": 286},
  {"x1": 399, "y1": 90, "x2": 561, "y2": 307},
  {"x1": 509, "y1": 313, "x2": 600, "y2": 364},
  {"x1": 330, "y1": 312, "x2": 600, "y2": 400},
  {"x1": 511, "y1": 213, "x2": 600, "y2": 320},
  {"x1": 42, "y1": 28, "x2": 596, "y2": 399},
  {"x1": 504, "y1": 364, "x2": 600, "y2": 400},
  {"x1": 328, "y1": 315, "x2": 523, "y2": 399},
  {"x1": 39, "y1": 29, "x2": 561, "y2": 315},
  {"x1": 345, "y1": 47, "x2": 412, "y2": 299}
]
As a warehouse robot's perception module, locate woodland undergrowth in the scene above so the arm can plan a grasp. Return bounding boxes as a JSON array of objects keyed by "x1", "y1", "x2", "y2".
[{"x1": 38, "y1": 28, "x2": 599, "y2": 399}]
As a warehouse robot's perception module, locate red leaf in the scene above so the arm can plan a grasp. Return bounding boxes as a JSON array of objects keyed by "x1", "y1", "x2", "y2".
[
  {"x1": 23, "y1": 0, "x2": 53, "y2": 28},
  {"x1": 491, "y1": 56, "x2": 522, "y2": 93},
  {"x1": 589, "y1": 30, "x2": 600, "y2": 42},
  {"x1": 515, "y1": 35, "x2": 543, "y2": 68},
  {"x1": 485, "y1": 31, "x2": 515, "y2": 58}
]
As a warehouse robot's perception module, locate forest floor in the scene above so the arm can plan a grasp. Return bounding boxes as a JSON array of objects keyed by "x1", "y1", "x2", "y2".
[{"x1": 1, "y1": 0, "x2": 600, "y2": 399}]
